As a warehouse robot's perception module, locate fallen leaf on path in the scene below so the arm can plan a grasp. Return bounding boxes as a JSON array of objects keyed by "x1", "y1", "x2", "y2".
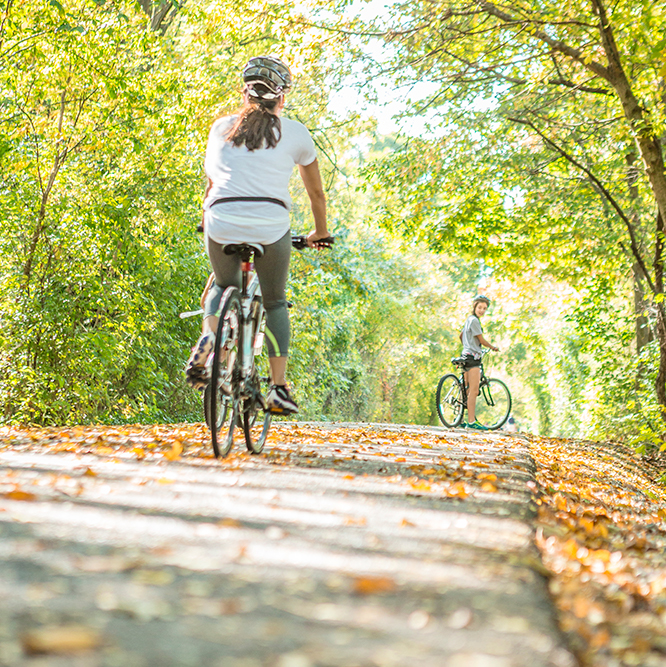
[
  {"x1": 352, "y1": 576, "x2": 396, "y2": 595},
  {"x1": 22, "y1": 626, "x2": 101, "y2": 654},
  {"x1": 446, "y1": 481, "x2": 468, "y2": 499},
  {"x1": 2, "y1": 490, "x2": 37, "y2": 501},
  {"x1": 164, "y1": 440, "x2": 183, "y2": 461},
  {"x1": 344, "y1": 516, "x2": 367, "y2": 526}
]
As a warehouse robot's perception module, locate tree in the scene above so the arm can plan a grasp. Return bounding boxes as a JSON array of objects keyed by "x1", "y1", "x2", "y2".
[
  {"x1": 0, "y1": 0, "x2": 335, "y2": 423},
  {"x1": 350, "y1": 0, "x2": 666, "y2": 426}
]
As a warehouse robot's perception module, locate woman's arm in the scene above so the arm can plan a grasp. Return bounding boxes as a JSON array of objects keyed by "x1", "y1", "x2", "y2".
[
  {"x1": 201, "y1": 177, "x2": 212, "y2": 232},
  {"x1": 476, "y1": 334, "x2": 498, "y2": 352},
  {"x1": 298, "y1": 160, "x2": 329, "y2": 245}
]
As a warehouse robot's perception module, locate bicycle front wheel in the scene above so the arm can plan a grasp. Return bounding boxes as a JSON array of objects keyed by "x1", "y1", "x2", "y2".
[
  {"x1": 436, "y1": 374, "x2": 464, "y2": 428},
  {"x1": 476, "y1": 378, "x2": 512, "y2": 430},
  {"x1": 209, "y1": 287, "x2": 241, "y2": 458}
]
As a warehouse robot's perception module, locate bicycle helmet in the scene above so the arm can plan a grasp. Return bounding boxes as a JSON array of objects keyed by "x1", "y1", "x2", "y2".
[
  {"x1": 242, "y1": 56, "x2": 292, "y2": 100},
  {"x1": 473, "y1": 295, "x2": 490, "y2": 305}
]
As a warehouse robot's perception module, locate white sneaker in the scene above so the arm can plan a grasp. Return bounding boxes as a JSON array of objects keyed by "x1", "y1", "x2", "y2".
[
  {"x1": 185, "y1": 332, "x2": 215, "y2": 390},
  {"x1": 266, "y1": 385, "x2": 298, "y2": 415}
]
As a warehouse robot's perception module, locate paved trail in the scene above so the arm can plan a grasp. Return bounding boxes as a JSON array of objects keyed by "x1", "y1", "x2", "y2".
[{"x1": 0, "y1": 423, "x2": 576, "y2": 667}]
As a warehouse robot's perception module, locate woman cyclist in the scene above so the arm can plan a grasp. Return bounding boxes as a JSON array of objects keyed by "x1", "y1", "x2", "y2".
[
  {"x1": 185, "y1": 55, "x2": 329, "y2": 414},
  {"x1": 459, "y1": 295, "x2": 499, "y2": 430}
]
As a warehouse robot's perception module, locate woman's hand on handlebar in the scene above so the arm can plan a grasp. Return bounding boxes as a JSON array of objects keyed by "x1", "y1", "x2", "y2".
[{"x1": 306, "y1": 230, "x2": 332, "y2": 248}]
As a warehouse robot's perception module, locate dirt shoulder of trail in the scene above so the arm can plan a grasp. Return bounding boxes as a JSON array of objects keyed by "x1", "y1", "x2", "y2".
[{"x1": 529, "y1": 434, "x2": 666, "y2": 667}]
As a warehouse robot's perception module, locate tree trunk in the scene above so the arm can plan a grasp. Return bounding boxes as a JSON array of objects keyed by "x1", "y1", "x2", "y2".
[
  {"x1": 591, "y1": 0, "x2": 666, "y2": 229},
  {"x1": 655, "y1": 307, "x2": 666, "y2": 413},
  {"x1": 633, "y1": 264, "x2": 652, "y2": 353}
]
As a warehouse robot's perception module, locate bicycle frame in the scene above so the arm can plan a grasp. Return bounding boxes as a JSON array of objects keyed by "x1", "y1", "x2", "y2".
[
  {"x1": 239, "y1": 266, "x2": 264, "y2": 385},
  {"x1": 458, "y1": 368, "x2": 492, "y2": 406}
]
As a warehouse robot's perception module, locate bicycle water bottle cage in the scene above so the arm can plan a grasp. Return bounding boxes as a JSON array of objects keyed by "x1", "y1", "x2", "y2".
[{"x1": 223, "y1": 243, "x2": 265, "y2": 260}]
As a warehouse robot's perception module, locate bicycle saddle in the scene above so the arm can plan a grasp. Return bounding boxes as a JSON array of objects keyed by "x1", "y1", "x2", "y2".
[
  {"x1": 451, "y1": 356, "x2": 466, "y2": 367},
  {"x1": 223, "y1": 242, "x2": 265, "y2": 258}
]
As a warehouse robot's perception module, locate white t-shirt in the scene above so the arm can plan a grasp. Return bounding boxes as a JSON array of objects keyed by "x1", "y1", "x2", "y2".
[
  {"x1": 203, "y1": 115, "x2": 317, "y2": 245},
  {"x1": 461, "y1": 315, "x2": 484, "y2": 358}
]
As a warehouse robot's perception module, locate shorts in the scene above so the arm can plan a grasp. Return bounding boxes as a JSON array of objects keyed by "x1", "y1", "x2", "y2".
[{"x1": 461, "y1": 354, "x2": 482, "y2": 370}]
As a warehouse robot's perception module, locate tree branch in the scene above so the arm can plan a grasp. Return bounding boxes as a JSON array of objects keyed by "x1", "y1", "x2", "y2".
[
  {"x1": 509, "y1": 116, "x2": 656, "y2": 295},
  {"x1": 476, "y1": 0, "x2": 611, "y2": 82}
]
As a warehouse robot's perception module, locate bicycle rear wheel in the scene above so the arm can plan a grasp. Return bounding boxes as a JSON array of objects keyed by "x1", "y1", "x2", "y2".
[
  {"x1": 204, "y1": 384, "x2": 228, "y2": 430},
  {"x1": 209, "y1": 287, "x2": 241, "y2": 458},
  {"x1": 476, "y1": 378, "x2": 511, "y2": 430},
  {"x1": 243, "y1": 397, "x2": 272, "y2": 454},
  {"x1": 436, "y1": 374, "x2": 465, "y2": 427}
]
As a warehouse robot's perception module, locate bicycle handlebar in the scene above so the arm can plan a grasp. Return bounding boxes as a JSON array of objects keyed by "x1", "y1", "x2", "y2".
[
  {"x1": 195, "y1": 225, "x2": 335, "y2": 251},
  {"x1": 291, "y1": 235, "x2": 335, "y2": 249}
]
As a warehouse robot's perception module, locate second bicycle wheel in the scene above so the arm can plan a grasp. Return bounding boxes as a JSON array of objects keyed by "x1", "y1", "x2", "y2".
[
  {"x1": 243, "y1": 396, "x2": 272, "y2": 454},
  {"x1": 476, "y1": 378, "x2": 512, "y2": 430},
  {"x1": 436, "y1": 374, "x2": 465, "y2": 427},
  {"x1": 209, "y1": 287, "x2": 241, "y2": 458},
  {"x1": 204, "y1": 384, "x2": 228, "y2": 430}
]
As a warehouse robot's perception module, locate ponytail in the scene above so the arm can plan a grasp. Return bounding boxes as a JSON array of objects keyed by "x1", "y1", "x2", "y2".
[{"x1": 225, "y1": 92, "x2": 282, "y2": 151}]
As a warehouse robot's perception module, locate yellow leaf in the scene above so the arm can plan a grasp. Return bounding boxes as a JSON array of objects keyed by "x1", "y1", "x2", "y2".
[
  {"x1": 409, "y1": 480, "x2": 431, "y2": 492},
  {"x1": 344, "y1": 516, "x2": 367, "y2": 526},
  {"x1": 218, "y1": 518, "x2": 242, "y2": 527},
  {"x1": 22, "y1": 626, "x2": 102, "y2": 655},
  {"x1": 3, "y1": 490, "x2": 37, "y2": 501},
  {"x1": 163, "y1": 440, "x2": 183, "y2": 461},
  {"x1": 157, "y1": 478, "x2": 174, "y2": 484},
  {"x1": 446, "y1": 482, "x2": 468, "y2": 499},
  {"x1": 352, "y1": 576, "x2": 396, "y2": 595}
]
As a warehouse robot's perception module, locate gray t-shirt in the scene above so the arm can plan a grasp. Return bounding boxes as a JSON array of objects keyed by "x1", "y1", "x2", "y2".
[{"x1": 461, "y1": 315, "x2": 483, "y2": 359}]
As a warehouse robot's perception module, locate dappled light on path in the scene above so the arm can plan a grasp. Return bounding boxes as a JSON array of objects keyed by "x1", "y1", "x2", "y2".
[{"x1": 0, "y1": 422, "x2": 575, "y2": 667}]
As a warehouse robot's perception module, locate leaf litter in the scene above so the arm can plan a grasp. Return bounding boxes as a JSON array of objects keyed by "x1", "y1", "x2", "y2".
[
  {"x1": 530, "y1": 435, "x2": 666, "y2": 667},
  {"x1": 2, "y1": 422, "x2": 664, "y2": 664}
]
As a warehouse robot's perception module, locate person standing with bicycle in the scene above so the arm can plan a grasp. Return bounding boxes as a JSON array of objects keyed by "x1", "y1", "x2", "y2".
[
  {"x1": 460, "y1": 295, "x2": 499, "y2": 430},
  {"x1": 185, "y1": 55, "x2": 330, "y2": 415}
]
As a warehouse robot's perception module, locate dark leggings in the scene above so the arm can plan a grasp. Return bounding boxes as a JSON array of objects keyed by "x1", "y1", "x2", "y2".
[{"x1": 204, "y1": 231, "x2": 291, "y2": 358}]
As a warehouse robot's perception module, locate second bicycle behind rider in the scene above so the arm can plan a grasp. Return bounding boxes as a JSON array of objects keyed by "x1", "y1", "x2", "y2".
[
  {"x1": 459, "y1": 295, "x2": 499, "y2": 430},
  {"x1": 185, "y1": 55, "x2": 330, "y2": 415}
]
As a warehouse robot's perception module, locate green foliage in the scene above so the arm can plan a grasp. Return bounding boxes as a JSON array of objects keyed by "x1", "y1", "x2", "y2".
[
  {"x1": 321, "y1": 0, "x2": 666, "y2": 442},
  {"x1": 0, "y1": 0, "x2": 339, "y2": 424},
  {"x1": 0, "y1": 0, "x2": 476, "y2": 429}
]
